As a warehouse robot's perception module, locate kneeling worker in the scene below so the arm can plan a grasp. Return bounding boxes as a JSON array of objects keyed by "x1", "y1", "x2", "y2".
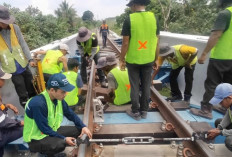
[
  {"x1": 96, "y1": 55, "x2": 131, "y2": 105},
  {"x1": 207, "y1": 83, "x2": 232, "y2": 152},
  {"x1": 0, "y1": 69, "x2": 24, "y2": 157},
  {"x1": 63, "y1": 58, "x2": 84, "y2": 110},
  {"x1": 35, "y1": 43, "x2": 69, "y2": 83},
  {"x1": 23, "y1": 73, "x2": 92, "y2": 156}
]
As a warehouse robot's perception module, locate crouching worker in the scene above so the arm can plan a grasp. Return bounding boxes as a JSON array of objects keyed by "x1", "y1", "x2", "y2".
[
  {"x1": 23, "y1": 73, "x2": 92, "y2": 156},
  {"x1": 96, "y1": 55, "x2": 131, "y2": 105},
  {"x1": 207, "y1": 83, "x2": 232, "y2": 151},
  {"x1": 63, "y1": 58, "x2": 85, "y2": 111},
  {"x1": 0, "y1": 69, "x2": 23, "y2": 157}
]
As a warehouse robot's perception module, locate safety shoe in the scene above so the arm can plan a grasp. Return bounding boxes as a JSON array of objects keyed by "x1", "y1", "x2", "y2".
[
  {"x1": 213, "y1": 105, "x2": 227, "y2": 114},
  {"x1": 166, "y1": 95, "x2": 183, "y2": 102},
  {"x1": 190, "y1": 108, "x2": 212, "y2": 119},
  {"x1": 140, "y1": 111, "x2": 147, "y2": 119},
  {"x1": 126, "y1": 110, "x2": 141, "y2": 120}
]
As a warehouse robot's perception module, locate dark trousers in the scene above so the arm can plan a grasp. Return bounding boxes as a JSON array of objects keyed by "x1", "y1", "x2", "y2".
[
  {"x1": 0, "y1": 126, "x2": 23, "y2": 157},
  {"x1": 102, "y1": 35, "x2": 107, "y2": 47},
  {"x1": 80, "y1": 53, "x2": 105, "y2": 84},
  {"x1": 126, "y1": 62, "x2": 153, "y2": 113},
  {"x1": 43, "y1": 73, "x2": 52, "y2": 84},
  {"x1": 215, "y1": 118, "x2": 232, "y2": 151},
  {"x1": 201, "y1": 59, "x2": 232, "y2": 108},
  {"x1": 169, "y1": 64, "x2": 195, "y2": 98},
  {"x1": 28, "y1": 126, "x2": 80, "y2": 156},
  {"x1": 11, "y1": 67, "x2": 36, "y2": 107}
]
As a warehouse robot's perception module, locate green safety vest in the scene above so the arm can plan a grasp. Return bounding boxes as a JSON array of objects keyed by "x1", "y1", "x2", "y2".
[
  {"x1": 210, "y1": 7, "x2": 232, "y2": 59},
  {"x1": 42, "y1": 50, "x2": 64, "y2": 74},
  {"x1": 0, "y1": 24, "x2": 28, "y2": 73},
  {"x1": 110, "y1": 67, "x2": 131, "y2": 105},
  {"x1": 229, "y1": 109, "x2": 232, "y2": 123},
  {"x1": 126, "y1": 12, "x2": 158, "y2": 64},
  {"x1": 80, "y1": 33, "x2": 100, "y2": 56},
  {"x1": 169, "y1": 45, "x2": 197, "y2": 69},
  {"x1": 63, "y1": 71, "x2": 79, "y2": 106},
  {"x1": 23, "y1": 91, "x2": 63, "y2": 142}
]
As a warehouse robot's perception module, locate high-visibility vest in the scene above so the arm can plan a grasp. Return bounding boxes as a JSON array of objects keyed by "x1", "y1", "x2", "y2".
[
  {"x1": 23, "y1": 91, "x2": 63, "y2": 142},
  {"x1": 0, "y1": 24, "x2": 28, "y2": 73},
  {"x1": 210, "y1": 7, "x2": 232, "y2": 60},
  {"x1": 126, "y1": 12, "x2": 158, "y2": 64},
  {"x1": 63, "y1": 71, "x2": 79, "y2": 106},
  {"x1": 101, "y1": 24, "x2": 108, "y2": 31},
  {"x1": 169, "y1": 45, "x2": 197, "y2": 69},
  {"x1": 110, "y1": 67, "x2": 131, "y2": 105},
  {"x1": 80, "y1": 33, "x2": 100, "y2": 56},
  {"x1": 42, "y1": 50, "x2": 63, "y2": 74}
]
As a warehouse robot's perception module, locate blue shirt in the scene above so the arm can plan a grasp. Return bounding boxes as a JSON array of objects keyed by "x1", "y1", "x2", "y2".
[{"x1": 25, "y1": 94, "x2": 86, "y2": 139}]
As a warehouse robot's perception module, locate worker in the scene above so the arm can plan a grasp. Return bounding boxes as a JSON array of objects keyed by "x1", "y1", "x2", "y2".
[
  {"x1": 190, "y1": 0, "x2": 232, "y2": 119},
  {"x1": 99, "y1": 20, "x2": 109, "y2": 48},
  {"x1": 23, "y1": 73, "x2": 92, "y2": 156},
  {"x1": 63, "y1": 58, "x2": 85, "y2": 111},
  {"x1": 0, "y1": 69, "x2": 24, "y2": 157},
  {"x1": 153, "y1": 43, "x2": 198, "y2": 103},
  {"x1": 120, "y1": 0, "x2": 160, "y2": 120},
  {"x1": 35, "y1": 43, "x2": 69, "y2": 83},
  {"x1": 96, "y1": 55, "x2": 131, "y2": 105},
  {"x1": 0, "y1": 5, "x2": 36, "y2": 107},
  {"x1": 207, "y1": 83, "x2": 232, "y2": 151},
  {"x1": 76, "y1": 27, "x2": 106, "y2": 87}
]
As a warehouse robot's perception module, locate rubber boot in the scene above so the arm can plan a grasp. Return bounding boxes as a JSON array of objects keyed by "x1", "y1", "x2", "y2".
[{"x1": 190, "y1": 104, "x2": 213, "y2": 119}]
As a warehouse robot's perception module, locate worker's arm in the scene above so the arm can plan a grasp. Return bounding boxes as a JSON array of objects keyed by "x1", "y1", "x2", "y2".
[
  {"x1": 76, "y1": 75, "x2": 83, "y2": 95},
  {"x1": 151, "y1": 57, "x2": 164, "y2": 84},
  {"x1": 198, "y1": 30, "x2": 223, "y2": 64},
  {"x1": 154, "y1": 36, "x2": 160, "y2": 62},
  {"x1": 58, "y1": 56, "x2": 68, "y2": 72},
  {"x1": 120, "y1": 36, "x2": 129, "y2": 70}
]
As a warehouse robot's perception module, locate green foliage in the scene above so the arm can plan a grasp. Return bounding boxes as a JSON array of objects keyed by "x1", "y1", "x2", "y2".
[
  {"x1": 82, "y1": 10, "x2": 94, "y2": 22},
  {"x1": 115, "y1": 0, "x2": 219, "y2": 35}
]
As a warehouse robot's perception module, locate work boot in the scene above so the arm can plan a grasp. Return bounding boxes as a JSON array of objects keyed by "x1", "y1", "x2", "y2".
[
  {"x1": 184, "y1": 94, "x2": 191, "y2": 104},
  {"x1": 166, "y1": 95, "x2": 182, "y2": 102},
  {"x1": 126, "y1": 110, "x2": 141, "y2": 120},
  {"x1": 140, "y1": 111, "x2": 147, "y2": 119},
  {"x1": 190, "y1": 105, "x2": 213, "y2": 119},
  {"x1": 213, "y1": 104, "x2": 227, "y2": 114}
]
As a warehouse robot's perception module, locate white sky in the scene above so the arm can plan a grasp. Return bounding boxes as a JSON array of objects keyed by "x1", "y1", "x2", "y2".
[{"x1": 1, "y1": 0, "x2": 129, "y2": 20}]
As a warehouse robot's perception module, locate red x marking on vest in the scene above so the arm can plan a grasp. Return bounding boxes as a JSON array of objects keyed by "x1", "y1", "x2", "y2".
[
  {"x1": 45, "y1": 59, "x2": 50, "y2": 63},
  {"x1": 125, "y1": 84, "x2": 131, "y2": 91},
  {"x1": 138, "y1": 41, "x2": 147, "y2": 50}
]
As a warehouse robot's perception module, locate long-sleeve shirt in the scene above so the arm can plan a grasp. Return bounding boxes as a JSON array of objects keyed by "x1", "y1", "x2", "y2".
[
  {"x1": 217, "y1": 106, "x2": 232, "y2": 136},
  {"x1": 0, "y1": 24, "x2": 32, "y2": 75},
  {"x1": 25, "y1": 94, "x2": 86, "y2": 139}
]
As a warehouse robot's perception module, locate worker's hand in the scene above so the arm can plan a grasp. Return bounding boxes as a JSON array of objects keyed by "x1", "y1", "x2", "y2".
[
  {"x1": 207, "y1": 128, "x2": 221, "y2": 140},
  {"x1": 65, "y1": 137, "x2": 76, "y2": 146},
  {"x1": 79, "y1": 127, "x2": 92, "y2": 139},
  {"x1": 184, "y1": 63, "x2": 192, "y2": 69},
  {"x1": 198, "y1": 53, "x2": 207, "y2": 64},
  {"x1": 33, "y1": 52, "x2": 38, "y2": 58},
  {"x1": 20, "y1": 121, "x2": 24, "y2": 126},
  {"x1": 5, "y1": 104, "x2": 19, "y2": 114},
  {"x1": 119, "y1": 60, "x2": 126, "y2": 71},
  {"x1": 29, "y1": 61, "x2": 36, "y2": 67},
  {"x1": 152, "y1": 62, "x2": 158, "y2": 70}
]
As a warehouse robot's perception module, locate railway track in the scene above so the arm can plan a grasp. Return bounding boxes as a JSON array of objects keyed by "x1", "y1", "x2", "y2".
[{"x1": 77, "y1": 30, "x2": 215, "y2": 157}]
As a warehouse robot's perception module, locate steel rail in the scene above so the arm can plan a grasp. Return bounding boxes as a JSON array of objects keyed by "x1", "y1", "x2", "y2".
[
  {"x1": 107, "y1": 37, "x2": 121, "y2": 55},
  {"x1": 78, "y1": 61, "x2": 96, "y2": 157},
  {"x1": 150, "y1": 86, "x2": 215, "y2": 157}
]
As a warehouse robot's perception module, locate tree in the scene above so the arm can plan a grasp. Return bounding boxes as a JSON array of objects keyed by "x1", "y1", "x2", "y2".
[
  {"x1": 55, "y1": 0, "x2": 78, "y2": 32},
  {"x1": 82, "y1": 10, "x2": 94, "y2": 21}
]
